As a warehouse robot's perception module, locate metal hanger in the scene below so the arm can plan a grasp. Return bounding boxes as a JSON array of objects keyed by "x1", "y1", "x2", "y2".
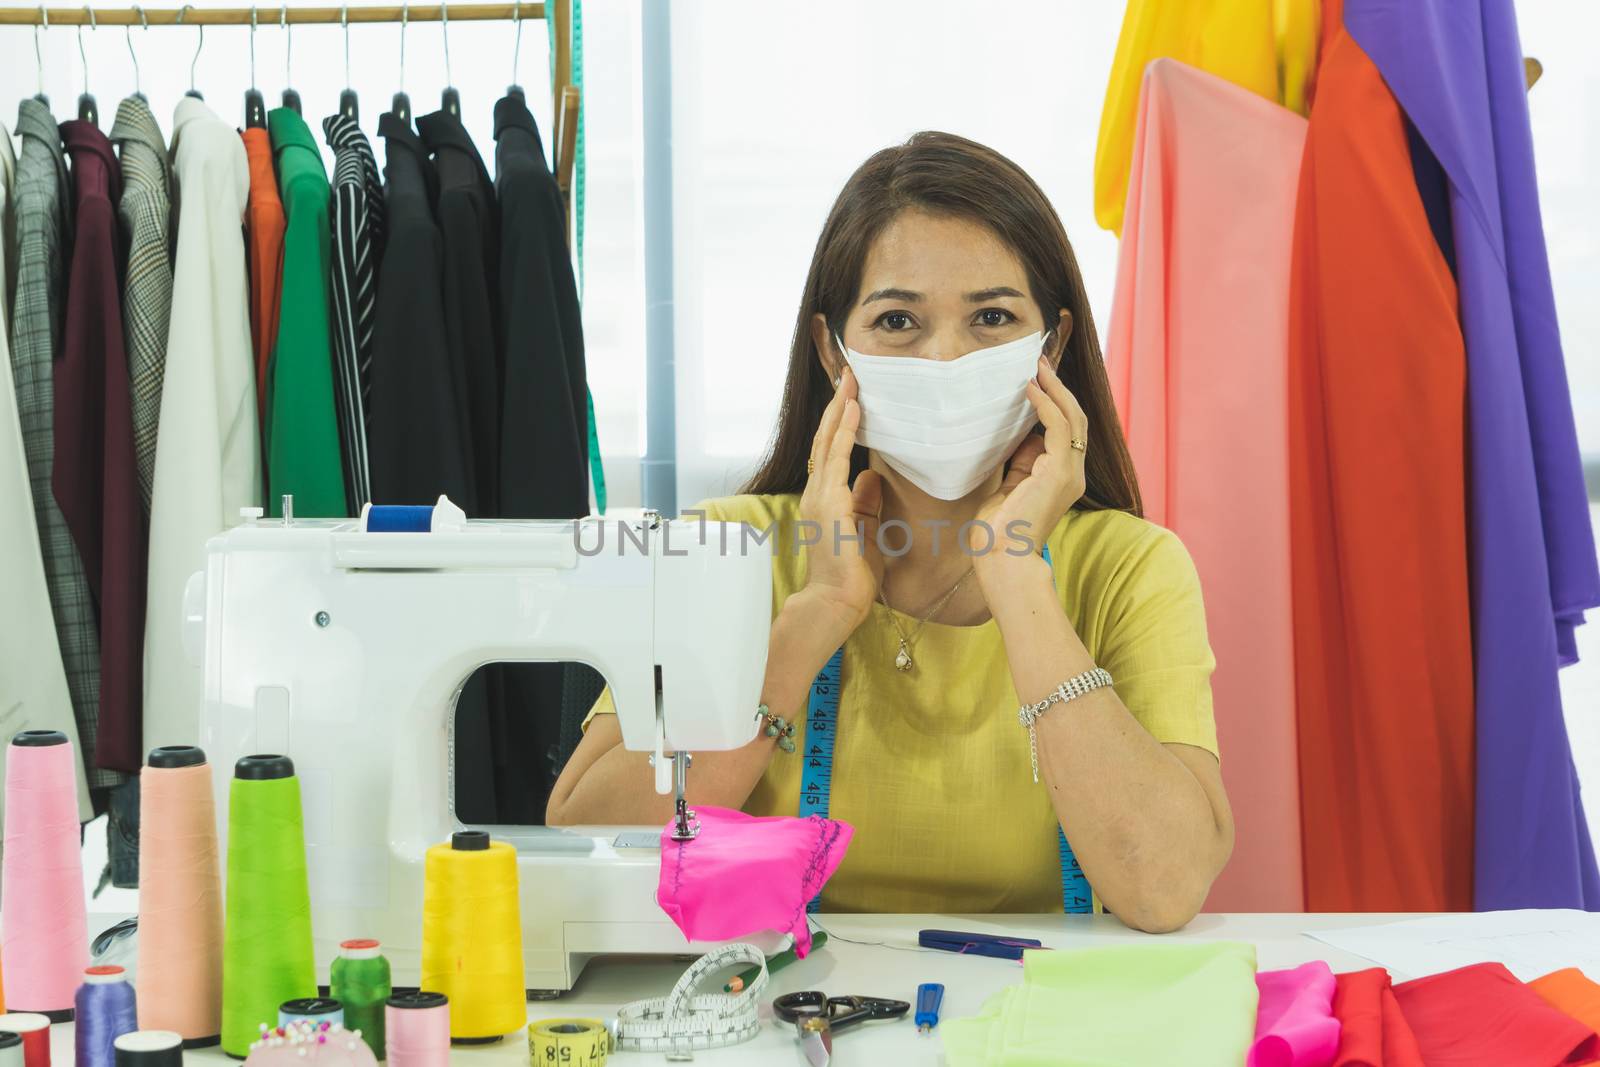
[
  {"x1": 126, "y1": 5, "x2": 147, "y2": 102},
  {"x1": 281, "y1": 6, "x2": 302, "y2": 115},
  {"x1": 244, "y1": 6, "x2": 266, "y2": 127},
  {"x1": 177, "y1": 5, "x2": 204, "y2": 99},
  {"x1": 176, "y1": 5, "x2": 204, "y2": 99},
  {"x1": 505, "y1": 0, "x2": 525, "y2": 105},
  {"x1": 339, "y1": 2, "x2": 358, "y2": 122},
  {"x1": 76, "y1": 7, "x2": 98, "y2": 125},
  {"x1": 439, "y1": 0, "x2": 460, "y2": 118},
  {"x1": 33, "y1": 6, "x2": 50, "y2": 107},
  {"x1": 390, "y1": 0, "x2": 412, "y2": 125}
]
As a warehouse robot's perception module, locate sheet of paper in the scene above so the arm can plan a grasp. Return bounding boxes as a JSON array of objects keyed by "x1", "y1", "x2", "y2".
[{"x1": 1305, "y1": 910, "x2": 1600, "y2": 981}]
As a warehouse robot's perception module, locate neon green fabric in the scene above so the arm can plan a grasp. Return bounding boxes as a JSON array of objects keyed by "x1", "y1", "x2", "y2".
[
  {"x1": 943, "y1": 941, "x2": 1259, "y2": 1066},
  {"x1": 265, "y1": 107, "x2": 345, "y2": 518}
]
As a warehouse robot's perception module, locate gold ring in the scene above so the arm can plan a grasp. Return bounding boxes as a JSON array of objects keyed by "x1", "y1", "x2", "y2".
[
  {"x1": 1070, "y1": 437, "x2": 1087, "y2": 452},
  {"x1": 807, "y1": 457, "x2": 815, "y2": 474}
]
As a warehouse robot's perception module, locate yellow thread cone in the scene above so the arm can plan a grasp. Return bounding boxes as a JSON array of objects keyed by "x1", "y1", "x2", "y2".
[{"x1": 419, "y1": 832, "x2": 524, "y2": 1039}]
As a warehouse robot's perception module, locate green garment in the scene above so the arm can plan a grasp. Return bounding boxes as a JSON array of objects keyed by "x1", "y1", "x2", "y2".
[
  {"x1": 943, "y1": 941, "x2": 1259, "y2": 1067},
  {"x1": 265, "y1": 107, "x2": 345, "y2": 518}
]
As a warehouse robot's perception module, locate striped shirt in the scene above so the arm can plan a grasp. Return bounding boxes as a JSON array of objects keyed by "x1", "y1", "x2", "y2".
[
  {"x1": 322, "y1": 113, "x2": 385, "y2": 512},
  {"x1": 109, "y1": 96, "x2": 174, "y2": 515}
]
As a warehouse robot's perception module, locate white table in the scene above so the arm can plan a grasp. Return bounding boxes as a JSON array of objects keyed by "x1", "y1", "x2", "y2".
[{"x1": 50, "y1": 912, "x2": 1415, "y2": 1063}]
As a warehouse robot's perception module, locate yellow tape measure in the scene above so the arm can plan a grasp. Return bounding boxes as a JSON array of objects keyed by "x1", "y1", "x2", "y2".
[{"x1": 528, "y1": 1018, "x2": 610, "y2": 1066}]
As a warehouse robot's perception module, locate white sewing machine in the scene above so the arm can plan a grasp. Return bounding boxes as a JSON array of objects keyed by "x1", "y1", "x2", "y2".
[{"x1": 185, "y1": 497, "x2": 778, "y2": 991}]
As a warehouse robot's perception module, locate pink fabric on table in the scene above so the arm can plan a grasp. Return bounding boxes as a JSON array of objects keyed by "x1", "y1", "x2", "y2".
[
  {"x1": 656, "y1": 806, "x2": 853, "y2": 957},
  {"x1": 1105, "y1": 57, "x2": 1309, "y2": 911},
  {"x1": 1251, "y1": 961, "x2": 1341, "y2": 1067}
]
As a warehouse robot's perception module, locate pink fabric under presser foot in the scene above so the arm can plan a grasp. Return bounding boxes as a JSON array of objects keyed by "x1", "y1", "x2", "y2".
[{"x1": 656, "y1": 806, "x2": 854, "y2": 956}]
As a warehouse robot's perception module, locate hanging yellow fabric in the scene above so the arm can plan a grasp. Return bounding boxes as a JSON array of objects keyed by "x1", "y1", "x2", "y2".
[
  {"x1": 1093, "y1": 0, "x2": 1319, "y2": 234},
  {"x1": 1275, "y1": 0, "x2": 1320, "y2": 114}
]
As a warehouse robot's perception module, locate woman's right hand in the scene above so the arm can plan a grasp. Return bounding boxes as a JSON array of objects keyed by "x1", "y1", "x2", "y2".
[
  {"x1": 549, "y1": 369, "x2": 881, "y2": 828},
  {"x1": 794, "y1": 366, "x2": 883, "y2": 641}
]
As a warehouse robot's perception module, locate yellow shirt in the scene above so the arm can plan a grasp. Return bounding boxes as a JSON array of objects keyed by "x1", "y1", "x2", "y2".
[{"x1": 589, "y1": 493, "x2": 1218, "y2": 914}]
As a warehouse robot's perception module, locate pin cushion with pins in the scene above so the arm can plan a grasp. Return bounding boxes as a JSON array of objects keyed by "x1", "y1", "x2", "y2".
[{"x1": 244, "y1": 1020, "x2": 378, "y2": 1065}]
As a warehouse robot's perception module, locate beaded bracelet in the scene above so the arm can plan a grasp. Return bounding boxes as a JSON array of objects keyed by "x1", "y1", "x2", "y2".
[
  {"x1": 756, "y1": 705, "x2": 797, "y2": 753},
  {"x1": 1017, "y1": 667, "x2": 1114, "y2": 782}
]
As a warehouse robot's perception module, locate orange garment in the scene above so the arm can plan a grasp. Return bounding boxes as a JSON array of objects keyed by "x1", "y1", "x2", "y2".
[
  {"x1": 1532, "y1": 970, "x2": 1600, "y2": 1036},
  {"x1": 1287, "y1": 0, "x2": 1474, "y2": 911},
  {"x1": 1105, "y1": 59, "x2": 1306, "y2": 911},
  {"x1": 241, "y1": 128, "x2": 285, "y2": 434}
]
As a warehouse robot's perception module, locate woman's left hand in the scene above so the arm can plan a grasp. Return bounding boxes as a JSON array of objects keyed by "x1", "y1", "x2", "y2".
[{"x1": 970, "y1": 356, "x2": 1089, "y2": 588}]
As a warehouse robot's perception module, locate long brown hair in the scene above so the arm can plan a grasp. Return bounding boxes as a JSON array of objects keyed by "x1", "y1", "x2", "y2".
[{"x1": 742, "y1": 131, "x2": 1142, "y2": 516}]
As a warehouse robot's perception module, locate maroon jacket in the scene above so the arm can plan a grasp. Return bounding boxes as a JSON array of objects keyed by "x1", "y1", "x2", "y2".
[{"x1": 54, "y1": 119, "x2": 146, "y2": 774}]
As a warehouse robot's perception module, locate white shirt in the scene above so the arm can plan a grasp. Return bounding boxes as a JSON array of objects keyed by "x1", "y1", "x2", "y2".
[
  {"x1": 0, "y1": 120, "x2": 91, "y2": 817},
  {"x1": 143, "y1": 98, "x2": 262, "y2": 752}
]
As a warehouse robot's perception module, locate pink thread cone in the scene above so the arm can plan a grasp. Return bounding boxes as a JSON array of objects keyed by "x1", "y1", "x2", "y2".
[{"x1": 1, "y1": 731, "x2": 89, "y2": 1016}]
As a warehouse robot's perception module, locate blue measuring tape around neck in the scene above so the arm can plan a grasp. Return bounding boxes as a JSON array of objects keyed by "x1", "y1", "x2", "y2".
[{"x1": 799, "y1": 545, "x2": 1091, "y2": 914}]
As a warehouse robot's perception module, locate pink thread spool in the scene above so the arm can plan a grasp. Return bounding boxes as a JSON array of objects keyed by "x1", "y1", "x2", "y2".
[
  {"x1": 385, "y1": 992, "x2": 449, "y2": 1067},
  {"x1": 0, "y1": 731, "x2": 89, "y2": 1019}
]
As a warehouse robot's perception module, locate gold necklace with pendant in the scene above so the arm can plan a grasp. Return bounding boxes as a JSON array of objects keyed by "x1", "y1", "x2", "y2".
[{"x1": 878, "y1": 566, "x2": 974, "y2": 672}]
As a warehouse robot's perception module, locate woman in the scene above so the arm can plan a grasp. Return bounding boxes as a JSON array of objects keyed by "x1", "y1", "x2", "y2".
[{"x1": 548, "y1": 131, "x2": 1232, "y2": 933}]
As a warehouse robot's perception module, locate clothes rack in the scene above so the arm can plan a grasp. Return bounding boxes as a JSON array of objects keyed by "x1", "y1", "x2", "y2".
[
  {"x1": 4, "y1": 2, "x2": 581, "y2": 200},
  {"x1": 0, "y1": 5, "x2": 541, "y2": 26}
]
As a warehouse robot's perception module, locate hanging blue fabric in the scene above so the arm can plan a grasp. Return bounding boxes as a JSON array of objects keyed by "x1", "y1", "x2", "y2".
[{"x1": 799, "y1": 544, "x2": 1091, "y2": 913}]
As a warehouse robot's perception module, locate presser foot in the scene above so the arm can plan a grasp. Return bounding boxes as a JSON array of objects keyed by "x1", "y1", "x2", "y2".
[
  {"x1": 670, "y1": 751, "x2": 700, "y2": 840},
  {"x1": 671, "y1": 795, "x2": 700, "y2": 841}
]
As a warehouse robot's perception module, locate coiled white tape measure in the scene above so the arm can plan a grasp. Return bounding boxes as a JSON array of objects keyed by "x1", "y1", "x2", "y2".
[{"x1": 613, "y1": 943, "x2": 768, "y2": 1061}]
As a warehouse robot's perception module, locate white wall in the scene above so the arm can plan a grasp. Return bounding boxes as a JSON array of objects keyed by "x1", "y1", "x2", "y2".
[{"x1": 665, "y1": 0, "x2": 1127, "y2": 505}]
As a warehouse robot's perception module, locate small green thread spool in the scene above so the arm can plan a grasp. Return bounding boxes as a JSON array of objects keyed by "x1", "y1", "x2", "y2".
[
  {"x1": 221, "y1": 755, "x2": 317, "y2": 1057},
  {"x1": 331, "y1": 939, "x2": 391, "y2": 1059}
]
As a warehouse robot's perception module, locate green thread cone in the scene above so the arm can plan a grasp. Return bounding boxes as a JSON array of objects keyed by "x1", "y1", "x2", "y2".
[
  {"x1": 221, "y1": 756, "x2": 317, "y2": 1056},
  {"x1": 330, "y1": 942, "x2": 390, "y2": 1059}
]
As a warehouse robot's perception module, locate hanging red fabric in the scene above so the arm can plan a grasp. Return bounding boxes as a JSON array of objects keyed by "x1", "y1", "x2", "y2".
[{"x1": 1286, "y1": 0, "x2": 1475, "y2": 911}]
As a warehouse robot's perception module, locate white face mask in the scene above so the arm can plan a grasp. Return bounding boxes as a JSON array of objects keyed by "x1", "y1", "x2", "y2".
[{"x1": 836, "y1": 330, "x2": 1049, "y2": 500}]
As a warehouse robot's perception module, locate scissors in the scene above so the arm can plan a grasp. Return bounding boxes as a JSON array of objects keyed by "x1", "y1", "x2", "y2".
[{"x1": 773, "y1": 991, "x2": 910, "y2": 1066}]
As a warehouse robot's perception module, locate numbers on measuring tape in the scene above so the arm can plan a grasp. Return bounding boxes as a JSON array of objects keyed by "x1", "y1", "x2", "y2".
[{"x1": 800, "y1": 648, "x2": 844, "y2": 913}]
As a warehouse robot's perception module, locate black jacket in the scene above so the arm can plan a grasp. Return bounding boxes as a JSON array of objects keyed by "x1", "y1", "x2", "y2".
[
  {"x1": 494, "y1": 94, "x2": 589, "y2": 520},
  {"x1": 417, "y1": 109, "x2": 501, "y2": 516},
  {"x1": 484, "y1": 96, "x2": 594, "y2": 824},
  {"x1": 369, "y1": 111, "x2": 496, "y2": 823},
  {"x1": 368, "y1": 112, "x2": 477, "y2": 513}
]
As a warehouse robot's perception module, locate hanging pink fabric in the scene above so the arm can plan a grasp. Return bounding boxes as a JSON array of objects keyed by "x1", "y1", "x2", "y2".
[
  {"x1": 656, "y1": 806, "x2": 853, "y2": 956},
  {"x1": 1251, "y1": 961, "x2": 1341, "y2": 1067},
  {"x1": 1105, "y1": 57, "x2": 1308, "y2": 911}
]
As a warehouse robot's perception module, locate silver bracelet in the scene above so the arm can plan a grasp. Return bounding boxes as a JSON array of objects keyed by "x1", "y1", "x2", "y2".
[{"x1": 1017, "y1": 668, "x2": 1114, "y2": 783}]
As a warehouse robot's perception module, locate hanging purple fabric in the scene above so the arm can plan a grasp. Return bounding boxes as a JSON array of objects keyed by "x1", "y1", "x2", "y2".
[{"x1": 1343, "y1": 0, "x2": 1600, "y2": 910}]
